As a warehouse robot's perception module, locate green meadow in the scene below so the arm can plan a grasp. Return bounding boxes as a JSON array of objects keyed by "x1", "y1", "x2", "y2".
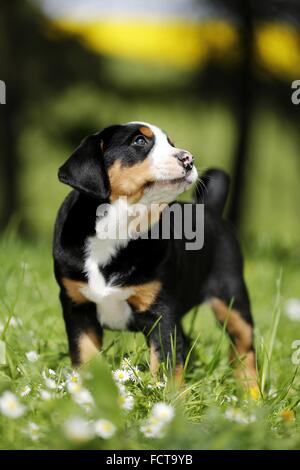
[{"x1": 0, "y1": 67, "x2": 299, "y2": 448}]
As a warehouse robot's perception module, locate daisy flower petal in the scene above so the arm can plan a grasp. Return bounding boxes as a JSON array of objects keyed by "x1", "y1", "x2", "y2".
[
  {"x1": 40, "y1": 389, "x2": 53, "y2": 401},
  {"x1": 140, "y1": 422, "x2": 164, "y2": 438},
  {"x1": 285, "y1": 298, "x2": 300, "y2": 321},
  {"x1": 151, "y1": 402, "x2": 174, "y2": 424},
  {"x1": 26, "y1": 351, "x2": 39, "y2": 362},
  {"x1": 20, "y1": 385, "x2": 32, "y2": 397},
  {"x1": 64, "y1": 416, "x2": 94, "y2": 443},
  {"x1": 94, "y1": 419, "x2": 116, "y2": 439},
  {"x1": 25, "y1": 422, "x2": 41, "y2": 441},
  {"x1": 0, "y1": 391, "x2": 26, "y2": 418},
  {"x1": 118, "y1": 392, "x2": 134, "y2": 411},
  {"x1": 112, "y1": 369, "x2": 130, "y2": 384}
]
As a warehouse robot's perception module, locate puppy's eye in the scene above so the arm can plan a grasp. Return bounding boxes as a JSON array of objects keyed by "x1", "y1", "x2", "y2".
[{"x1": 133, "y1": 135, "x2": 147, "y2": 146}]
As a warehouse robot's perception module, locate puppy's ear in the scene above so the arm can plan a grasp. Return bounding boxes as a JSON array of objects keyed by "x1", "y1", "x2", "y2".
[{"x1": 58, "y1": 133, "x2": 110, "y2": 200}]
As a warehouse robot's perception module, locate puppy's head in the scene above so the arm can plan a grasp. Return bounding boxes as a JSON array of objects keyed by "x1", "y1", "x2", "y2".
[{"x1": 58, "y1": 122, "x2": 198, "y2": 205}]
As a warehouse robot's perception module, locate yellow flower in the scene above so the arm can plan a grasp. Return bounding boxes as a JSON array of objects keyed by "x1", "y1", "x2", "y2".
[
  {"x1": 280, "y1": 409, "x2": 295, "y2": 422},
  {"x1": 53, "y1": 18, "x2": 238, "y2": 70},
  {"x1": 249, "y1": 386, "x2": 260, "y2": 401},
  {"x1": 256, "y1": 23, "x2": 300, "y2": 79}
]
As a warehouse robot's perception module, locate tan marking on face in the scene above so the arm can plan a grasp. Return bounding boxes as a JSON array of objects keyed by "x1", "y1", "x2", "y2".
[
  {"x1": 78, "y1": 330, "x2": 102, "y2": 364},
  {"x1": 211, "y1": 298, "x2": 257, "y2": 387},
  {"x1": 139, "y1": 126, "x2": 153, "y2": 138},
  {"x1": 108, "y1": 159, "x2": 154, "y2": 203},
  {"x1": 62, "y1": 278, "x2": 88, "y2": 304},
  {"x1": 127, "y1": 281, "x2": 162, "y2": 312},
  {"x1": 150, "y1": 343, "x2": 160, "y2": 376}
]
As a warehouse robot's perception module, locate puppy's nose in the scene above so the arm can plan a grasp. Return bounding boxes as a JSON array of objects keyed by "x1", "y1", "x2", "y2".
[{"x1": 176, "y1": 151, "x2": 194, "y2": 173}]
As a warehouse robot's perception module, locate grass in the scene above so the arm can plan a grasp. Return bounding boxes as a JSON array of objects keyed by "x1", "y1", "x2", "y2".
[
  {"x1": 0, "y1": 231, "x2": 299, "y2": 450},
  {"x1": 1, "y1": 59, "x2": 299, "y2": 448}
]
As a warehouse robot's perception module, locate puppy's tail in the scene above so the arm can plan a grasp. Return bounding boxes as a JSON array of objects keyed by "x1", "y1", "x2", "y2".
[{"x1": 194, "y1": 168, "x2": 230, "y2": 216}]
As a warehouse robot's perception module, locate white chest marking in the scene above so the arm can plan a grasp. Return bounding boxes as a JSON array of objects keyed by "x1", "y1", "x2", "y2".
[{"x1": 82, "y1": 207, "x2": 134, "y2": 331}]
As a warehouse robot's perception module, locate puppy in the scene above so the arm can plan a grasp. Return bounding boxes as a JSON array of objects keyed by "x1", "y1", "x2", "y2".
[{"x1": 53, "y1": 122, "x2": 256, "y2": 388}]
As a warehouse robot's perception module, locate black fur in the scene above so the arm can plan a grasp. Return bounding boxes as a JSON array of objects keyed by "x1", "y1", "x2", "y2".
[{"x1": 195, "y1": 168, "x2": 230, "y2": 216}]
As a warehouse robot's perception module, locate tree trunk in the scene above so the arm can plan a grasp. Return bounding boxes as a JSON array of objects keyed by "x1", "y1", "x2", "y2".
[{"x1": 228, "y1": 3, "x2": 254, "y2": 230}]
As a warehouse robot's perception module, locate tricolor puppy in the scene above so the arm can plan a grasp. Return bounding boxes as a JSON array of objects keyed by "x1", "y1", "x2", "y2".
[{"x1": 53, "y1": 122, "x2": 256, "y2": 387}]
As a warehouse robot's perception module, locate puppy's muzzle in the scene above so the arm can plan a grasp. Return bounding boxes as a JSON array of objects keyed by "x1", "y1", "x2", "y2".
[{"x1": 176, "y1": 151, "x2": 194, "y2": 174}]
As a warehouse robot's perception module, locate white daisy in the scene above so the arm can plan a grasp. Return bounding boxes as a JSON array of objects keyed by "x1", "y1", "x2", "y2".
[
  {"x1": 42, "y1": 371, "x2": 57, "y2": 389},
  {"x1": 116, "y1": 382, "x2": 126, "y2": 394},
  {"x1": 72, "y1": 388, "x2": 94, "y2": 408},
  {"x1": 225, "y1": 408, "x2": 256, "y2": 424},
  {"x1": 25, "y1": 422, "x2": 40, "y2": 441},
  {"x1": 0, "y1": 391, "x2": 26, "y2": 418},
  {"x1": 65, "y1": 370, "x2": 81, "y2": 385},
  {"x1": 40, "y1": 389, "x2": 53, "y2": 400},
  {"x1": 151, "y1": 402, "x2": 174, "y2": 424},
  {"x1": 112, "y1": 369, "x2": 130, "y2": 383},
  {"x1": 66, "y1": 379, "x2": 94, "y2": 409},
  {"x1": 118, "y1": 392, "x2": 134, "y2": 411},
  {"x1": 26, "y1": 351, "x2": 39, "y2": 362},
  {"x1": 20, "y1": 385, "x2": 32, "y2": 397},
  {"x1": 140, "y1": 422, "x2": 164, "y2": 438},
  {"x1": 64, "y1": 416, "x2": 94, "y2": 443},
  {"x1": 67, "y1": 381, "x2": 82, "y2": 394},
  {"x1": 94, "y1": 419, "x2": 116, "y2": 439},
  {"x1": 285, "y1": 299, "x2": 300, "y2": 321},
  {"x1": 140, "y1": 402, "x2": 174, "y2": 439}
]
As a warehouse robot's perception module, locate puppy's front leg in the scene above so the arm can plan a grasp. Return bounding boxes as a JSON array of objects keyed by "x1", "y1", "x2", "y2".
[
  {"x1": 59, "y1": 287, "x2": 103, "y2": 366},
  {"x1": 147, "y1": 314, "x2": 185, "y2": 386}
]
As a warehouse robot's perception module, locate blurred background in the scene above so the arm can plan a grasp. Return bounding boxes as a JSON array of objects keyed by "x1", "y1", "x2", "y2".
[{"x1": 1, "y1": 0, "x2": 300, "y2": 253}]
